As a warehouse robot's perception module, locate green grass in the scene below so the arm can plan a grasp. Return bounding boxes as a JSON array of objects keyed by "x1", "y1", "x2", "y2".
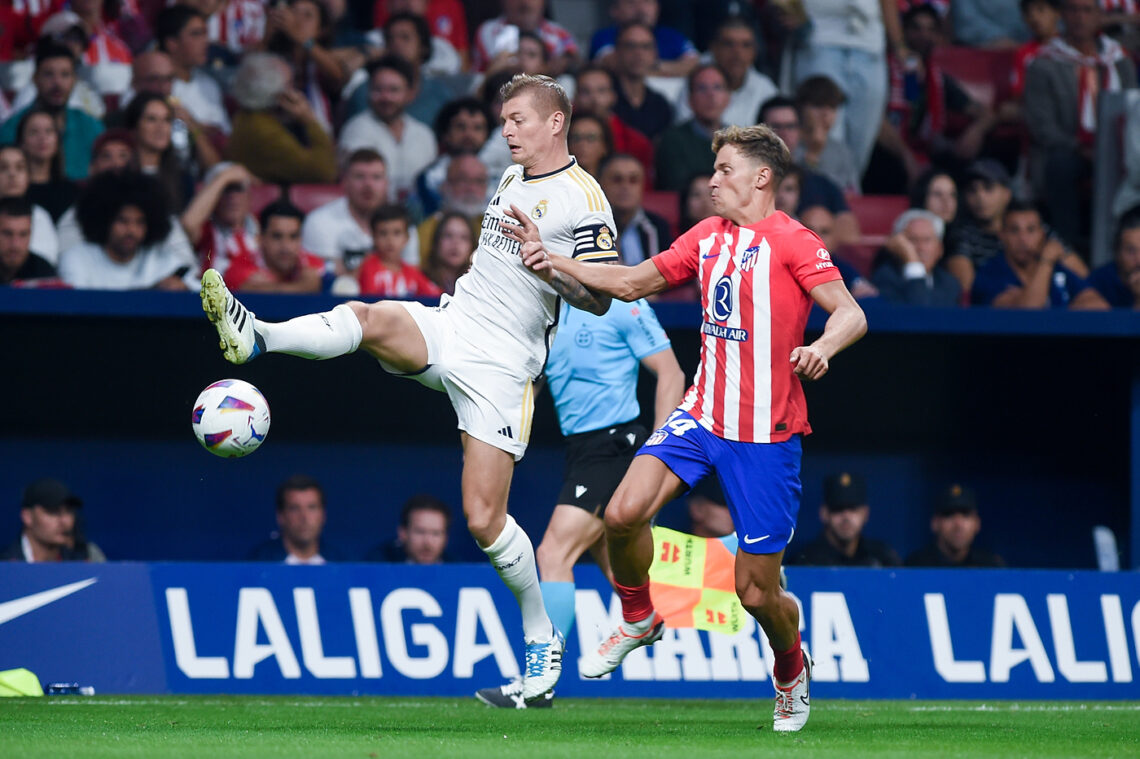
[{"x1": 1, "y1": 696, "x2": 1138, "y2": 758}]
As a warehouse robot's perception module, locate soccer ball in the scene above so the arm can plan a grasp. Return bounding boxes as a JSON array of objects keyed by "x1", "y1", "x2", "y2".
[{"x1": 192, "y1": 379, "x2": 271, "y2": 458}]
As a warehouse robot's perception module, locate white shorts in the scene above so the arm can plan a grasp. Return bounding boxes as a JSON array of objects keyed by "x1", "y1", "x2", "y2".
[{"x1": 379, "y1": 301, "x2": 536, "y2": 461}]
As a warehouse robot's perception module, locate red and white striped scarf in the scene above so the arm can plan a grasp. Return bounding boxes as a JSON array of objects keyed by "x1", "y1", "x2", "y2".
[{"x1": 1041, "y1": 35, "x2": 1128, "y2": 146}]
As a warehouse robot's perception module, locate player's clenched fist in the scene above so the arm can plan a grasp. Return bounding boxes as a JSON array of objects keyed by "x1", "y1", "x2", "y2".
[{"x1": 790, "y1": 345, "x2": 829, "y2": 381}]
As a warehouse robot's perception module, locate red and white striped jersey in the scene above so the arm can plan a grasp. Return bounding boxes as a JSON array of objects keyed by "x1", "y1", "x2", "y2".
[
  {"x1": 169, "y1": 0, "x2": 265, "y2": 51},
  {"x1": 651, "y1": 212, "x2": 842, "y2": 444}
]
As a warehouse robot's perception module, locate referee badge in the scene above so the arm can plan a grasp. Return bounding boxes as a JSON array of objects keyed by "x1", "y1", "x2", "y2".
[{"x1": 531, "y1": 200, "x2": 549, "y2": 219}]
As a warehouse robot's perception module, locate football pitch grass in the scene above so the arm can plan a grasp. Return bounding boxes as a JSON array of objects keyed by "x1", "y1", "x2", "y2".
[{"x1": 3, "y1": 696, "x2": 1138, "y2": 759}]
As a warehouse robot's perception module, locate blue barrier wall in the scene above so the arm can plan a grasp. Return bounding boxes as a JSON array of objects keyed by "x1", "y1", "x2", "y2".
[
  {"x1": 2, "y1": 563, "x2": 1137, "y2": 699},
  {"x1": 0, "y1": 290, "x2": 1137, "y2": 567}
]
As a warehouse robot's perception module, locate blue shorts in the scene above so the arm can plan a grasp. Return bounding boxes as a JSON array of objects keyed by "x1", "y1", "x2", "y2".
[{"x1": 639, "y1": 410, "x2": 802, "y2": 554}]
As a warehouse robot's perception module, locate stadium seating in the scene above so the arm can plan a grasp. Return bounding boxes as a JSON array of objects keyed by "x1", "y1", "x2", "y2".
[
  {"x1": 642, "y1": 190, "x2": 680, "y2": 238},
  {"x1": 289, "y1": 184, "x2": 344, "y2": 213},
  {"x1": 928, "y1": 46, "x2": 1016, "y2": 111},
  {"x1": 248, "y1": 184, "x2": 283, "y2": 216},
  {"x1": 844, "y1": 194, "x2": 910, "y2": 276}
]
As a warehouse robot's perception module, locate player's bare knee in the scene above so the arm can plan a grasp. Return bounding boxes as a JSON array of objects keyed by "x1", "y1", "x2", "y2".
[
  {"x1": 349, "y1": 301, "x2": 390, "y2": 343},
  {"x1": 603, "y1": 501, "x2": 642, "y2": 537}
]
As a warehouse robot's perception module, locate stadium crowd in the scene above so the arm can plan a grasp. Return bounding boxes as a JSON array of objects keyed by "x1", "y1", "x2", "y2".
[{"x1": 1, "y1": 0, "x2": 1139, "y2": 309}]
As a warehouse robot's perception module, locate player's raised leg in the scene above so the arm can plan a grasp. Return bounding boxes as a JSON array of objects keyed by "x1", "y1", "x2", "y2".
[
  {"x1": 736, "y1": 550, "x2": 812, "y2": 732},
  {"x1": 463, "y1": 434, "x2": 562, "y2": 707},
  {"x1": 201, "y1": 269, "x2": 427, "y2": 370},
  {"x1": 578, "y1": 455, "x2": 687, "y2": 678}
]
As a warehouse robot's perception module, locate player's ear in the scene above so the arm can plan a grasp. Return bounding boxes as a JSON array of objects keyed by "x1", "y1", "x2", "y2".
[
  {"x1": 756, "y1": 164, "x2": 772, "y2": 191},
  {"x1": 550, "y1": 109, "x2": 565, "y2": 134}
]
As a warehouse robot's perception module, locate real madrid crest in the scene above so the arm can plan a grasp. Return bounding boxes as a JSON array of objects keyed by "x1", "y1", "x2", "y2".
[
  {"x1": 596, "y1": 227, "x2": 614, "y2": 250},
  {"x1": 531, "y1": 200, "x2": 549, "y2": 219}
]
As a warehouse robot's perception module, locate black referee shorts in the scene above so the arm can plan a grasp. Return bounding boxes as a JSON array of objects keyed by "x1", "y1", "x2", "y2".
[{"x1": 556, "y1": 420, "x2": 648, "y2": 514}]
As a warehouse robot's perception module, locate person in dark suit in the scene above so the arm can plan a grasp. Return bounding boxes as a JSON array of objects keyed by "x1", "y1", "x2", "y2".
[{"x1": 872, "y1": 209, "x2": 962, "y2": 306}]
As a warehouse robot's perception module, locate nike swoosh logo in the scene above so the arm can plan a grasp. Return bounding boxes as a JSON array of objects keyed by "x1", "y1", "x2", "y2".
[
  {"x1": 702, "y1": 253, "x2": 718, "y2": 259},
  {"x1": 742, "y1": 534, "x2": 770, "y2": 544},
  {"x1": 0, "y1": 578, "x2": 98, "y2": 626}
]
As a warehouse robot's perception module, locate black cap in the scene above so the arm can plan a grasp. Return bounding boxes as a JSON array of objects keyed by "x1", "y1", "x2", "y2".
[
  {"x1": 822, "y1": 471, "x2": 866, "y2": 510},
  {"x1": 964, "y1": 159, "x2": 1011, "y2": 188},
  {"x1": 935, "y1": 483, "x2": 977, "y2": 515},
  {"x1": 21, "y1": 478, "x2": 82, "y2": 511}
]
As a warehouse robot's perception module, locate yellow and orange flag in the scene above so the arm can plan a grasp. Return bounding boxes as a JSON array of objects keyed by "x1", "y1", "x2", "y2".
[{"x1": 648, "y1": 526, "x2": 748, "y2": 635}]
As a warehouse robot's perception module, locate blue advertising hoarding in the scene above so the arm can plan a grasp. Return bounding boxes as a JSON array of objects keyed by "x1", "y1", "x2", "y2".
[{"x1": 1, "y1": 563, "x2": 1137, "y2": 699}]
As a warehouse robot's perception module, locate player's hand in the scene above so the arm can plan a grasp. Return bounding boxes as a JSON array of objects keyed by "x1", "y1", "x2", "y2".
[
  {"x1": 790, "y1": 345, "x2": 829, "y2": 380},
  {"x1": 521, "y1": 241, "x2": 555, "y2": 282},
  {"x1": 500, "y1": 204, "x2": 542, "y2": 245}
]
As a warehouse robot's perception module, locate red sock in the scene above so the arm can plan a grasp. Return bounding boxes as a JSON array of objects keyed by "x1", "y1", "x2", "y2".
[
  {"x1": 614, "y1": 580, "x2": 655, "y2": 623},
  {"x1": 773, "y1": 632, "x2": 804, "y2": 684}
]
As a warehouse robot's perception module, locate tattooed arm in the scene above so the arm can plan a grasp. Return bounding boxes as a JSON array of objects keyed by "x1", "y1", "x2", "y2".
[{"x1": 501, "y1": 203, "x2": 613, "y2": 315}]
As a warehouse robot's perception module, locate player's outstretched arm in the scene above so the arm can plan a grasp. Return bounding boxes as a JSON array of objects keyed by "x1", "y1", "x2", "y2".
[
  {"x1": 790, "y1": 280, "x2": 868, "y2": 381},
  {"x1": 522, "y1": 241, "x2": 668, "y2": 303},
  {"x1": 502, "y1": 204, "x2": 612, "y2": 315}
]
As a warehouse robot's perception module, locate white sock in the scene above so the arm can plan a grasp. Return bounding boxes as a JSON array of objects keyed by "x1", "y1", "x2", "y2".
[
  {"x1": 482, "y1": 515, "x2": 552, "y2": 643},
  {"x1": 256, "y1": 304, "x2": 362, "y2": 359}
]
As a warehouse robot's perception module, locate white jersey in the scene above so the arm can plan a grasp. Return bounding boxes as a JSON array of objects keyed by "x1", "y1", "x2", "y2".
[{"x1": 446, "y1": 159, "x2": 618, "y2": 379}]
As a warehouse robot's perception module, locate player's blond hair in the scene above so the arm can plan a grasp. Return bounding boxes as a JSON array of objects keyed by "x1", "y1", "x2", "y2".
[
  {"x1": 711, "y1": 124, "x2": 792, "y2": 182},
  {"x1": 499, "y1": 74, "x2": 572, "y2": 126}
]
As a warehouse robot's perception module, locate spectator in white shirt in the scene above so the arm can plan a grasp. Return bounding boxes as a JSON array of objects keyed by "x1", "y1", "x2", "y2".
[
  {"x1": 156, "y1": 4, "x2": 231, "y2": 136},
  {"x1": 338, "y1": 54, "x2": 438, "y2": 203},
  {"x1": 58, "y1": 170, "x2": 197, "y2": 290},
  {"x1": 0, "y1": 144, "x2": 59, "y2": 265},
  {"x1": 301, "y1": 147, "x2": 419, "y2": 275},
  {"x1": 674, "y1": 17, "x2": 779, "y2": 128}
]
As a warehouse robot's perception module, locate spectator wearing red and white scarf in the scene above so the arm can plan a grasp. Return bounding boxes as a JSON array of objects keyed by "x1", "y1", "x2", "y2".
[{"x1": 1024, "y1": 0, "x2": 1138, "y2": 252}]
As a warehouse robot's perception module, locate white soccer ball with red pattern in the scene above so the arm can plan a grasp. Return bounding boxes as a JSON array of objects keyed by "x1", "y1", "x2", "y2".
[{"x1": 192, "y1": 379, "x2": 271, "y2": 458}]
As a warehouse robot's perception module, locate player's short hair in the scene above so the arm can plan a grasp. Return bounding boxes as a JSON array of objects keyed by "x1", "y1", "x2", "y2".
[
  {"x1": 0, "y1": 196, "x2": 33, "y2": 220},
  {"x1": 1114, "y1": 206, "x2": 1140, "y2": 251},
  {"x1": 366, "y1": 53, "x2": 416, "y2": 88},
  {"x1": 344, "y1": 148, "x2": 386, "y2": 171},
  {"x1": 498, "y1": 74, "x2": 572, "y2": 124},
  {"x1": 892, "y1": 208, "x2": 945, "y2": 241},
  {"x1": 259, "y1": 200, "x2": 305, "y2": 230},
  {"x1": 1020, "y1": 0, "x2": 1060, "y2": 11},
  {"x1": 399, "y1": 494, "x2": 452, "y2": 529},
  {"x1": 155, "y1": 5, "x2": 204, "y2": 52},
  {"x1": 795, "y1": 75, "x2": 846, "y2": 109},
  {"x1": 275, "y1": 474, "x2": 325, "y2": 512},
  {"x1": 711, "y1": 124, "x2": 792, "y2": 182},
  {"x1": 75, "y1": 170, "x2": 171, "y2": 248},
  {"x1": 370, "y1": 204, "x2": 410, "y2": 230}
]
